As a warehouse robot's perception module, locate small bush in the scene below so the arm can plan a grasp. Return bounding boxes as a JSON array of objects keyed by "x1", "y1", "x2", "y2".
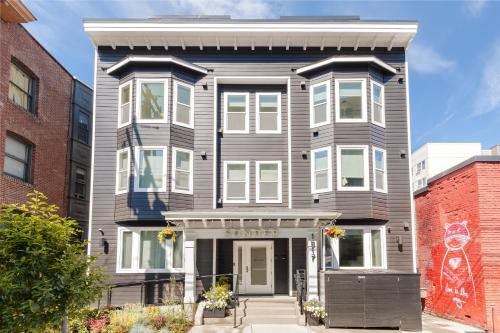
[{"x1": 105, "y1": 309, "x2": 141, "y2": 333}]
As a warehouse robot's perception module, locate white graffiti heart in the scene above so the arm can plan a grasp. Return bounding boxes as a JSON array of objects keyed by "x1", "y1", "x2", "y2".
[{"x1": 449, "y1": 257, "x2": 462, "y2": 270}]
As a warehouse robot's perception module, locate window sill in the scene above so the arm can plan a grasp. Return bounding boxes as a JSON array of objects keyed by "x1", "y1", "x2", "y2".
[
  {"x1": 116, "y1": 269, "x2": 184, "y2": 274},
  {"x1": 2, "y1": 173, "x2": 33, "y2": 186},
  {"x1": 8, "y1": 100, "x2": 37, "y2": 118}
]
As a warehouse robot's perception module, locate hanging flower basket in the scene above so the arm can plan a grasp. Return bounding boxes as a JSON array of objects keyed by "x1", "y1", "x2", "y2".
[
  {"x1": 158, "y1": 228, "x2": 176, "y2": 243},
  {"x1": 324, "y1": 225, "x2": 345, "y2": 239}
]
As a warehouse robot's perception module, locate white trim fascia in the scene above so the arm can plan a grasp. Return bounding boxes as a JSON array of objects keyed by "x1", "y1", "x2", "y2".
[
  {"x1": 87, "y1": 49, "x2": 98, "y2": 256},
  {"x1": 173, "y1": 80, "x2": 195, "y2": 129},
  {"x1": 216, "y1": 76, "x2": 290, "y2": 84},
  {"x1": 370, "y1": 80, "x2": 385, "y2": 128},
  {"x1": 212, "y1": 78, "x2": 218, "y2": 209},
  {"x1": 134, "y1": 146, "x2": 168, "y2": 192},
  {"x1": 310, "y1": 146, "x2": 332, "y2": 194},
  {"x1": 223, "y1": 160, "x2": 250, "y2": 203},
  {"x1": 256, "y1": 160, "x2": 282, "y2": 203},
  {"x1": 372, "y1": 146, "x2": 388, "y2": 194},
  {"x1": 162, "y1": 210, "x2": 342, "y2": 220},
  {"x1": 135, "y1": 78, "x2": 169, "y2": 124},
  {"x1": 309, "y1": 80, "x2": 331, "y2": 128},
  {"x1": 117, "y1": 80, "x2": 132, "y2": 128},
  {"x1": 335, "y1": 78, "x2": 368, "y2": 123},
  {"x1": 106, "y1": 56, "x2": 208, "y2": 75},
  {"x1": 115, "y1": 147, "x2": 130, "y2": 194},
  {"x1": 223, "y1": 92, "x2": 250, "y2": 134},
  {"x1": 287, "y1": 78, "x2": 292, "y2": 208},
  {"x1": 256, "y1": 92, "x2": 282, "y2": 134},
  {"x1": 171, "y1": 146, "x2": 194, "y2": 195},
  {"x1": 336, "y1": 144, "x2": 370, "y2": 191},
  {"x1": 297, "y1": 56, "x2": 398, "y2": 75}
]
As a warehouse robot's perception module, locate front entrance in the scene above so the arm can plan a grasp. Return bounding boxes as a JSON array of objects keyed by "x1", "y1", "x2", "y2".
[{"x1": 233, "y1": 241, "x2": 274, "y2": 294}]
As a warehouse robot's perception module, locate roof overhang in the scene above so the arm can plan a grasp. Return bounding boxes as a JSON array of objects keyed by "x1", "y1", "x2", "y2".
[
  {"x1": 0, "y1": 0, "x2": 36, "y2": 23},
  {"x1": 296, "y1": 56, "x2": 397, "y2": 74},
  {"x1": 106, "y1": 55, "x2": 208, "y2": 75},
  {"x1": 83, "y1": 20, "x2": 418, "y2": 50}
]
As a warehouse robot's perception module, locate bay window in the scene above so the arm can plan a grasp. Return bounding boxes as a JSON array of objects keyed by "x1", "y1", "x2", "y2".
[
  {"x1": 371, "y1": 81, "x2": 385, "y2": 127},
  {"x1": 223, "y1": 161, "x2": 249, "y2": 203},
  {"x1": 337, "y1": 145, "x2": 369, "y2": 191},
  {"x1": 134, "y1": 146, "x2": 167, "y2": 192},
  {"x1": 311, "y1": 147, "x2": 332, "y2": 193},
  {"x1": 173, "y1": 81, "x2": 194, "y2": 128},
  {"x1": 373, "y1": 147, "x2": 387, "y2": 193},
  {"x1": 310, "y1": 81, "x2": 330, "y2": 128},
  {"x1": 256, "y1": 161, "x2": 282, "y2": 203},
  {"x1": 224, "y1": 93, "x2": 249, "y2": 133},
  {"x1": 256, "y1": 93, "x2": 281, "y2": 133},
  {"x1": 335, "y1": 79, "x2": 367, "y2": 122},
  {"x1": 136, "y1": 79, "x2": 168, "y2": 123},
  {"x1": 172, "y1": 147, "x2": 193, "y2": 194},
  {"x1": 118, "y1": 81, "x2": 132, "y2": 127}
]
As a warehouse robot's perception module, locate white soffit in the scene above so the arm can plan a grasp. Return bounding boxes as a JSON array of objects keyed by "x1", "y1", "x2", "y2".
[
  {"x1": 296, "y1": 56, "x2": 397, "y2": 74},
  {"x1": 162, "y1": 210, "x2": 342, "y2": 221},
  {"x1": 106, "y1": 56, "x2": 208, "y2": 74}
]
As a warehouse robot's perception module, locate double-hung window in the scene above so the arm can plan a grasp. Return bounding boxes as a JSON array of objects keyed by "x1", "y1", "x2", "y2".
[
  {"x1": 335, "y1": 79, "x2": 367, "y2": 122},
  {"x1": 371, "y1": 81, "x2": 385, "y2": 127},
  {"x1": 373, "y1": 147, "x2": 387, "y2": 193},
  {"x1": 256, "y1": 161, "x2": 282, "y2": 203},
  {"x1": 118, "y1": 81, "x2": 132, "y2": 127},
  {"x1": 223, "y1": 161, "x2": 249, "y2": 203},
  {"x1": 256, "y1": 93, "x2": 281, "y2": 133},
  {"x1": 9, "y1": 62, "x2": 35, "y2": 113},
  {"x1": 323, "y1": 226, "x2": 386, "y2": 269},
  {"x1": 310, "y1": 81, "x2": 330, "y2": 128},
  {"x1": 311, "y1": 147, "x2": 332, "y2": 193},
  {"x1": 3, "y1": 134, "x2": 32, "y2": 182},
  {"x1": 136, "y1": 79, "x2": 168, "y2": 123},
  {"x1": 224, "y1": 93, "x2": 249, "y2": 133},
  {"x1": 173, "y1": 81, "x2": 194, "y2": 128},
  {"x1": 77, "y1": 112, "x2": 90, "y2": 144},
  {"x1": 74, "y1": 167, "x2": 87, "y2": 199},
  {"x1": 134, "y1": 147, "x2": 167, "y2": 192},
  {"x1": 116, "y1": 148, "x2": 130, "y2": 194},
  {"x1": 337, "y1": 145, "x2": 369, "y2": 191},
  {"x1": 172, "y1": 147, "x2": 193, "y2": 194},
  {"x1": 118, "y1": 227, "x2": 184, "y2": 273}
]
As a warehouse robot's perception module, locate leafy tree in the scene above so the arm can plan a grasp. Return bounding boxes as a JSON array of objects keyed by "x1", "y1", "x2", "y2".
[{"x1": 0, "y1": 191, "x2": 105, "y2": 333}]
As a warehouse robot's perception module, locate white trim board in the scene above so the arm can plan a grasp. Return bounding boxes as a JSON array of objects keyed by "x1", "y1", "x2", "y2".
[
  {"x1": 106, "y1": 56, "x2": 208, "y2": 75},
  {"x1": 297, "y1": 56, "x2": 397, "y2": 74}
]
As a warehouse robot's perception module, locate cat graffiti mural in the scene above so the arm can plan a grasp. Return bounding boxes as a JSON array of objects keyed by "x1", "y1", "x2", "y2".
[{"x1": 440, "y1": 221, "x2": 477, "y2": 309}]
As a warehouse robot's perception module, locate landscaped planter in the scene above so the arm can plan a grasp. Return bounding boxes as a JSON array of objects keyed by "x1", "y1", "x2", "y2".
[
  {"x1": 203, "y1": 308, "x2": 225, "y2": 318},
  {"x1": 306, "y1": 313, "x2": 321, "y2": 326}
]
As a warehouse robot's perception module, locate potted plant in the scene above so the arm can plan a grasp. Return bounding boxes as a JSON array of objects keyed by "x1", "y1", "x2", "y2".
[
  {"x1": 324, "y1": 225, "x2": 345, "y2": 238},
  {"x1": 158, "y1": 228, "x2": 176, "y2": 242},
  {"x1": 203, "y1": 284, "x2": 233, "y2": 318},
  {"x1": 304, "y1": 299, "x2": 327, "y2": 326}
]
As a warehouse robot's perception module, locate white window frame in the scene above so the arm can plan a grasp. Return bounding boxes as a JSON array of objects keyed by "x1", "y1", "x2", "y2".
[
  {"x1": 118, "y1": 81, "x2": 132, "y2": 128},
  {"x1": 173, "y1": 80, "x2": 194, "y2": 129},
  {"x1": 371, "y1": 81, "x2": 385, "y2": 127},
  {"x1": 223, "y1": 161, "x2": 250, "y2": 203},
  {"x1": 223, "y1": 92, "x2": 249, "y2": 134},
  {"x1": 322, "y1": 225, "x2": 387, "y2": 270},
  {"x1": 116, "y1": 227, "x2": 184, "y2": 273},
  {"x1": 256, "y1": 160, "x2": 282, "y2": 203},
  {"x1": 309, "y1": 81, "x2": 331, "y2": 128},
  {"x1": 256, "y1": 92, "x2": 282, "y2": 134},
  {"x1": 335, "y1": 78, "x2": 367, "y2": 123},
  {"x1": 171, "y1": 147, "x2": 193, "y2": 195},
  {"x1": 134, "y1": 146, "x2": 168, "y2": 192},
  {"x1": 135, "y1": 79, "x2": 168, "y2": 124},
  {"x1": 372, "y1": 147, "x2": 388, "y2": 193},
  {"x1": 310, "y1": 146, "x2": 332, "y2": 194},
  {"x1": 115, "y1": 147, "x2": 130, "y2": 194},
  {"x1": 336, "y1": 145, "x2": 370, "y2": 191}
]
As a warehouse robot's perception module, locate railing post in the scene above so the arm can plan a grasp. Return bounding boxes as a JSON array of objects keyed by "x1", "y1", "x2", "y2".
[{"x1": 140, "y1": 282, "x2": 144, "y2": 306}]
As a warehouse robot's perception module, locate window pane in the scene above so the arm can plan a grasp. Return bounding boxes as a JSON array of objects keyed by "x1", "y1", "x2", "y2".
[
  {"x1": 259, "y1": 163, "x2": 278, "y2": 181},
  {"x1": 4, "y1": 156, "x2": 26, "y2": 179},
  {"x1": 121, "y1": 231, "x2": 133, "y2": 269},
  {"x1": 260, "y1": 182, "x2": 278, "y2": 199},
  {"x1": 371, "y1": 229, "x2": 382, "y2": 267},
  {"x1": 314, "y1": 103, "x2": 327, "y2": 124},
  {"x1": 176, "y1": 103, "x2": 191, "y2": 125},
  {"x1": 372, "y1": 84, "x2": 382, "y2": 104},
  {"x1": 375, "y1": 150, "x2": 384, "y2": 170},
  {"x1": 141, "y1": 82, "x2": 164, "y2": 120},
  {"x1": 341, "y1": 149, "x2": 364, "y2": 187},
  {"x1": 314, "y1": 149, "x2": 328, "y2": 171},
  {"x1": 259, "y1": 95, "x2": 278, "y2": 112},
  {"x1": 76, "y1": 168, "x2": 86, "y2": 181},
  {"x1": 119, "y1": 171, "x2": 128, "y2": 191},
  {"x1": 227, "y1": 182, "x2": 246, "y2": 199},
  {"x1": 177, "y1": 84, "x2": 191, "y2": 106},
  {"x1": 315, "y1": 170, "x2": 328, "y2": 191},
  {"x1": 119, "y1": 151, "x2": 128, "y2": 171},
  {"x1": 339, "y1": 229, "x2": 364, "y2": 267},
  {"x1": 227, "y1": 113, "x2": 246, "y2": 131},
  {"x1": 339, "y1": 82, "x2": 362, "y2": 119},
  {"x1": 227, "y1": 95, "x2": 246, "y2": 112},
  {"x1": 175, "y1": 170, "x2": 190, "y2": 190},
  {"x1": 227, "y1": 164, "x2": 245, "y2": 181},
  {"x1": 120, "y1": 103, "x2": 130, "y2": 125},
  {"x1": 5, "y1": 136, "x2": 28, "y2": 161},
  {"x1": 139, "y1": 150, "x2": 164, "y2": 189},
  {"x1": 140, "y1": 231, "x2": 165, "y2": 269},
  {"x1": 324, "y1": 235, "x2": 334, "y2": 268},
  {"x1": 373, "y1": 103, "x2": 383, "y2": 124},
  {"x1": 176, "y1": 151, "x2": 190, "y2": 171},
  {"x1": 313, "y1": 84, "x2": 327, "y2": 104},
  {"x1": 376, "y1": 170, "x2": 385, "y2": 189},
  {"x1": 10, "y1": 63, "x2": 30, "y2": 92},
  {"x1": 259, "y1": 113, "x2": 278, "y2": 131},
  {"x1": 173, "y1": 231, "x2": 183, "y2": 268},
  {"x1": 8, "y1": 84, "x2": 29, "y2": 110},
  {"x1": 78, "y1": 113, "x2": 89, "y2": 143},
  {"x1": 121, "y1": 84, "x2": 130, "y2": 105}
]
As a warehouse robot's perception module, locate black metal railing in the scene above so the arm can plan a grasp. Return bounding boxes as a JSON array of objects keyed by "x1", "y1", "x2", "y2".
[{"x1": 294, "y1": 269, "x2": 307, "y2": 315}]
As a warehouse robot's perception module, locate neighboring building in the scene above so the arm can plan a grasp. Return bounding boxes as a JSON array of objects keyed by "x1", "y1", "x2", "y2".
[
  {"x1": 84, "y1": 16, "x2": 420, "y2": 328},
  {"x1": 415, "y1": 155, "x2": 500, "y2": 332}
]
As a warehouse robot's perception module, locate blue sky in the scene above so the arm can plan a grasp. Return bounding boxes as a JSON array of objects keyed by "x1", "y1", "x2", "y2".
[{"x1": 23, "y1": 0, "x2": 500, "y2": 150}]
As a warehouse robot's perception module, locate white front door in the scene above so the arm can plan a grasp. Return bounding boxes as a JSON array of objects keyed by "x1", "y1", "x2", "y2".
[{"x1": 233, "y1": 241, "x2": 274, "y2": 294}]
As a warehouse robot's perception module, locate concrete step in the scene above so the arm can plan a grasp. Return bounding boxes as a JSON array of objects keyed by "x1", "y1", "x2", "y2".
[
  {"x1": 241, "y1": 296, "x2": 296, "y2": 304},
  {"x1": 241, "y1": 315, "x2": 300, "y2": 325},
  {"x1": 242, "y1": 307, "x2": 296, "y2": 316}
]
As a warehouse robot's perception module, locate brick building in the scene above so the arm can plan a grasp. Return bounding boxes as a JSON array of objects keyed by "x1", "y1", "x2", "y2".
[{"x1": 415, "y1": 155, "x2": 500, "y2": 332}]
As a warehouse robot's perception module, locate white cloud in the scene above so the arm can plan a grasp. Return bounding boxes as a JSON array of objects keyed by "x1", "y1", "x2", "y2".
[
  {"x1": 473, "y1": 42, "x2": 500, "y2": 116},
  {"x1": 464, "y1": 0, "x2": 487, "y2": 17},
  {"x1": 407, "y1": 42, "x2": 455, "y2": 74}
]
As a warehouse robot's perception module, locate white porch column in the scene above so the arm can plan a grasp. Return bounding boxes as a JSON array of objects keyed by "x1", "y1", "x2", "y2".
[
  {"x1": 306, "y1": 229, "x2": 319, "y2": 300},
  {"x1": 183, "y1": 231, "x2": 196, "y2": 304}
]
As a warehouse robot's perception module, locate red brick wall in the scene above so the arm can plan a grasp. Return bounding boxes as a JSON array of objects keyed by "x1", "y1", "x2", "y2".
[
  {"x1": 0, "y1": 19, "x2": 72, "y2": 214},
  {"x1": 415, "y1": 162, "x2": 487, "y2": 329}
]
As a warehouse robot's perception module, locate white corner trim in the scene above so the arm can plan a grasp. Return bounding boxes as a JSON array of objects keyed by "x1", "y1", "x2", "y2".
[
  {"x1": 106, "y1": 56, "x2": 208, "y2": 75},
  {"x1": 171, "y1": 146, "x2": 194, "y2": 195},
  {"x1": 372, "y1": 146, "x2": 388, "y2": 194},
  {"x1": 87, "y1": 49, "x2": 98, "y2": 257},
  {"x1": 212, "y1": 78, "x2": 218, "y2": 209},
  {"x1": 336, "y1": 144, "x2": 370, "y2": 191},
  {"x1": 310, "y1": 146, "x2": 332, "y2": 194},
  {"x1": 223, "y1": 160, "x2": 250, "y2": 203},
  {"x1": 287, "y1": 78, "x2": 292, "y2": 208},
  {"x1": 370, "y1": 80, "x2": 385, "y2": 128},
  {"x1": 335, "y1": 78, "x2": 367, "y2": 123},
  {"x1": 309, "y1": 80, "x2": 331, "y2": 128},
  {"x1": 256, "y1": 160, "x2": 282, "y2": 203},
  {"x1": 115, "y1": 147, "x2": 130, "y2": 195},
  {"x1": 256, "y1": 92, "x2": 282, "y2": 134},
  {"x1": 297, "y1": 56, "x2": 398, "y2": 75},
  {"x1": 223, "y1": 92, "x2": 250, "y2": 134},
  {"x1": 117, "y1": 80, "x2": 132, "y2": 128},
  {"x1": 173, "y1": 80, "x2": 195, "y2": 129},
  {"x1": 135, "y1": 78, "x2": 169, "y2": 124},
  {"x1": 133, "y1": 146, "x2": 168, "y2": 192}
]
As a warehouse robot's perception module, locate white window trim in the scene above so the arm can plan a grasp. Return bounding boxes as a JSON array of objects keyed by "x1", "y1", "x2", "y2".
[
  {"x1": 373, "y1": 147, "x2": 388, "y2": 193},
  {"x1": 171, "y1": 146, "x2": 193, "y2": 195},
  {"x1": 335, "y1": 78, "x2": 368, "y2": 123},
  {"x1": 256, "y1": 160, "x2": 282, "y2": 203},
  {"x1": 256, "y1": 92, "x2": 282, "y2": 134},
  {"x1": 336, "y1": 145, "x2": 370, "y2": 191},
  {"x1": 135, "y1": 79, "x2": 169, "y2": 124},
  {"x1": 223, "y1": 92, "x2": 250, "y2": 134},
  {"x1": 173, "y1": 80, "x2": 195, "y2": 129},
  {"x1": 322, "y1": 225, "x2": 387, "y2": 270},
  {"x1": 134, "y1": 146, "x2": 168, "y2": 192},
  {"x1": 118, "y1": 81, "x2": 132, "y2": 128},
  {"x1": 371, "y1": 80, "x2": 385, "y2": 127},
  {"x1": 116, "y1": 226, "x2": 184, "y2": 274},
  {"x1": 310, "y1": 146, "x2": 332, "y2": 194},
  {"x1": 223, "y1": 160, "x2": 250, "y2": 203},
  {"x1": 309, "y1": 80, "x2": 331, "y2": 128},
  {"x1": 115, "y1": 147, "x2": 130, "y2": 194}
]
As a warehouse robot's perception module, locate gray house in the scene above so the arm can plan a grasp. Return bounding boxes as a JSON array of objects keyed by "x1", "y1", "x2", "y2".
[{"x1": 84, "y1": 15, "x2": 419, "y2": 327}]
